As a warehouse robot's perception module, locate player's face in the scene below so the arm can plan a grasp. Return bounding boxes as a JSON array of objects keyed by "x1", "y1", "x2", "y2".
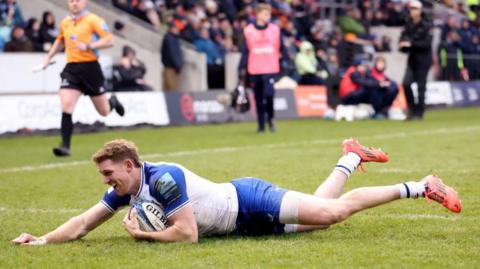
[
  {"x1": 97, "y1": 159, "x2": 134, "y2": 196},
  {"x1": 257, "y1": 10, "x2": 271, "y2": 24},
  {"x1": 409, "y1": 7, "x2": 421, "y2": 19},
  {"x1": 375, "y1": 60, "x2": 385, "y2": 71},
  {"x1": 68, "y1": 0, "x2": 86, "y2": 15}
]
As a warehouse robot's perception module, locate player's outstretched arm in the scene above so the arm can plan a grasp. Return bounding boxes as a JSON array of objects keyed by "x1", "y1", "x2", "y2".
[
  {"x1": 11, "y1": 202, "x2": 113, "y2": 246},
  {"x1": 123, "y1": 204, "x2": 198, "y2": 243}
]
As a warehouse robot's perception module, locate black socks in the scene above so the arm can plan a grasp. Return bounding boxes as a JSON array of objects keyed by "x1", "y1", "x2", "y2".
[{"x1": 61, "y1": 112, "x2": 73, "y2": 149}]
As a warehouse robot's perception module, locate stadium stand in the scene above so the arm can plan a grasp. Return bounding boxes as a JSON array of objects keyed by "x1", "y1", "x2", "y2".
[{"x1": 3, "y1": 0, "x2": 480, "y2": 92}]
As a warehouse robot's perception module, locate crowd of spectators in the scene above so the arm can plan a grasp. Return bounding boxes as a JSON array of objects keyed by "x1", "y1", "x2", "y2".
[
  {"x1": 437, "y1": 15, "x2": 480, "y2": 81},
  {"x1": 3, "y1": 0, "x2": 480, "y2": 91},
  {"x1": 0, "y1": 0, "x2": 58, "y2": 52}
]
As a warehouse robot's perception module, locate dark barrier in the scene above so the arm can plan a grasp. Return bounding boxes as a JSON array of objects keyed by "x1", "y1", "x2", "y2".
[
  {"x1": 165, "y1": 90, "x2": 298, "y2": 125},
  {"x1": 450, "y1": 81, "x2": 480, "y2": 107}
]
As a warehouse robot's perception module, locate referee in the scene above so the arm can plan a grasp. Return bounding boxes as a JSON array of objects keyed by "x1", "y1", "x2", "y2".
[{"x1": 41, "y1": 0, "x2": 124, "y2": 157}]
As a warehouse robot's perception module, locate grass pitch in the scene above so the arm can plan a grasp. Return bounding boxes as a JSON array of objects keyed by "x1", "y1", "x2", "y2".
[{"x1": 1, "y1": 107, "x2": 479, "y2": 269}]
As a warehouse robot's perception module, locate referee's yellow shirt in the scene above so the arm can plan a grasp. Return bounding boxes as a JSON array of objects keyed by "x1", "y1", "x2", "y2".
[{"x1": 56, "y1": 12, "x2": 112, "y2": 63}]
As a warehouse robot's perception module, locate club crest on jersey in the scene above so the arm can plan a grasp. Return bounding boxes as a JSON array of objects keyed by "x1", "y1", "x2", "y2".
[{"x1": 153, "y1": 173, "x2": 181, "y2": 205}]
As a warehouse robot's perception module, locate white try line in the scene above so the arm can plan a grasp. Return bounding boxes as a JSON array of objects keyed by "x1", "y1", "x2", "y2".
[
  {"x1": 0, "y1": 207, "x2": 84, "y2": 214},
  {"x1": 0, "y1": 125, "x2": 479, "y2": 174}
]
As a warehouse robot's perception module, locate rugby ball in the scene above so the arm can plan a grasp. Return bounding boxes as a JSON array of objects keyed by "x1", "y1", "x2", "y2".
[{"x1": 130, "y1": 201, "x2": 168, "y2": 232}]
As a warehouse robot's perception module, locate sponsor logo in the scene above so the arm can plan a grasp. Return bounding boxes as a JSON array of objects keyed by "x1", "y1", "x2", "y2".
[
  {"x1": 252, "y1": 46, "x2": 275, "y2": 54},
  {"x1": 154, "y1": 173, "x2": 181, "y2": 205},
  {"x1": 145, "y1": 204, "x2": 163, "y2": 219},
  {"x1": 61, "y1": 79, "x2": 69, "y2": 87},
  {"x1": 180, "y1": 94, "x2": 195, "y2": 122},
  {"x1": 274, "y1": 97, "x2": 288, "y2": 111},
  {"x1": 294, "y1": 86, "x2": 328, "y2": 117}
]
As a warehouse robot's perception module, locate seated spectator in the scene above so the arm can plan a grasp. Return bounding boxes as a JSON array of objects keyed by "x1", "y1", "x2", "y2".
[
  {"x1": 113, "y1": 20, "x2": 126, "y2": 37},
  {"x1": 0, "y1": 23, "x2": 10, "y2": 50},
  {"x1": 441, "y1": 15, "x2": 458, "y2": 41},
  {"x1": 385, "y1": 1, "x2": 406, "y2": 26},
  {"x1": 195, "y1": 26, "x2": 224, "y2": 89},
  {"x1": 0, "y1": 0, "x2": 24, "y2": 27},
  {"x1": 458, "y1": 18, "x2": 473, "y2": 44},
  {"x1": 295, "y1": 41, "x2": 324, "y2": 85},
  {"x1": 4, "y1": 24, "x2": 33, "y2": 52},
  {"x1": 39, "y1": 11, "x2": 57, "y2": 51},
  {"x1": 371, "y1": 10, "x2": 386, "y2": 26},
  {"x1": 25, "y1": 18, "x2": 43, "y2": 52},
  {"x1": 324, "y1": 49, "x2": 342, "y2": 108},
  {"x1": 339, "y1": 57, "x2": 398, "y2": 119},
  {"x1": 374, "y1": 35, "x2": 392, "y2": 52},
  {"x1": 464, "y1": 34, "x2": 480, "y2": 80},
  {"x1": 138, "y1": 0, "x2": 161, "y2": 30},
  {"x1": 112, "y1": 45, "x2": 152, "y2": 92}
]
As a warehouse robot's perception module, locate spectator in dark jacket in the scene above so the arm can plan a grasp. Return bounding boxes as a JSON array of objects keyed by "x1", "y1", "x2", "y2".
[
  {"x1": 39, "y1": 11, "x2": 58, "y2": 50},
  {"x1": 195, "y1": 26, "x2": 224, "y2": 89},
  {"x1": 112, "y1": 45, "x2": 152, "y2": 92},
  {"x1": 399, "y1": 0, "x2": 432, "y2": 120},
  {"x1": 463, "y1": 34, "x2": 480, "y2": 80},
  {"x1": 440, "y1": 15, "x2": 458, "y2": 41},
  {"x1": 4, "y1": 24, "x2": 33, "y2": 52},
  {"x1": 161, "y1": 23, "x2": 183, "y2": 91},
  {"x1": 339, "y1": 57, "x2": 398, "y2": 119},
  {"x1": 25, "y1": 17, "x2": 43, "y2": 52},
  {"x1": 438, "y1": 30, "x2": 464, "y2": 81}
]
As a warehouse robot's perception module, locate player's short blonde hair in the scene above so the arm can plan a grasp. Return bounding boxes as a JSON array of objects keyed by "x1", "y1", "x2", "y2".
[
  {"x1": 92, "y1": 139, "x2": 141, "y2": 167},
  {"x1": 256, "y1": 3, "x2": 272, "y2": 13}
]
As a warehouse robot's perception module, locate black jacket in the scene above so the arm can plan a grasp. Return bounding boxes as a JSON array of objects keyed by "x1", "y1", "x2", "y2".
[
  {"x1": 350, "y1": 69, "x2": 380, "y2": 89},
  {"x1": 400, "y1": 13, "x2": 433, "y2": 67},
  {"x1": 161, "y1": 31, "x2": 183, "y2": 72}
]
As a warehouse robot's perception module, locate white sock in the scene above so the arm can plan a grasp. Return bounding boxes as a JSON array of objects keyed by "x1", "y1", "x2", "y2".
[
  {"x1": 334, "y1": 152, "x2": 361, "y2": 178},
  {"x1": 397, "y1": 181, "x2": 426, "y2": 199}
]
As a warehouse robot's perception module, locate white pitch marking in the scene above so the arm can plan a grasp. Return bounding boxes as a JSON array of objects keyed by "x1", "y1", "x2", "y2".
[
  {"x1": 0, "y1": 125, "x2": 479, "y2": 174},
  {"x1": 0, "y1": 207, "x2": 83, "y2": 214}
]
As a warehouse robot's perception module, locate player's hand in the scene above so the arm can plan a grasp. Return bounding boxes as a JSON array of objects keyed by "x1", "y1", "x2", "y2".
[
  {"x1": 11, "y1": 233, "x2": 47, "y2": 246},
  {"x1": 123, "y1": 209, "x2": 142, "y2": 239},
  {"x1": 42, "y1": 57, "x2": 52, "y2": 70},
  {"x1": 76, "y1": 42, "x2": 89, "y2": 51}
]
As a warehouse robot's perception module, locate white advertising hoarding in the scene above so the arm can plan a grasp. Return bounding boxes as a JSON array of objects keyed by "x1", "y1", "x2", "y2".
[{"x1": 0, "y1": 92, "x2": 169, "y2": 134}]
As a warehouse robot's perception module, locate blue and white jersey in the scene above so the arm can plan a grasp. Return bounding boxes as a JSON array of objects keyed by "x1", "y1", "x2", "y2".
[{"x1": 101, "y1": 162, "x2": 239, "y2": 236}]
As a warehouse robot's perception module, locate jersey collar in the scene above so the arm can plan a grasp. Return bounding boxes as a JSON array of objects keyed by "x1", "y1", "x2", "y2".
[
  {"x1": 68, "y1": 10, "x2": 89, "y2": 22},
  {"x1": 134, "y1": 162, "x2": 146, "y2": 198}
]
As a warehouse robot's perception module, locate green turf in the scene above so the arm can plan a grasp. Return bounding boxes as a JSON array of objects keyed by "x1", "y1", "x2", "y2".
[{"x1": 1, "y1": 107, "x2": 479, "y2": 269}]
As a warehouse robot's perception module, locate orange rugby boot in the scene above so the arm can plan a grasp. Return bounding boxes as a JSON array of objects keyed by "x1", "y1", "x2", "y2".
[
  {"x1": 342, "y1": 138, "x2": 389, "y2": 172},
  {"x1": 422, "y1": 175, "x2": 462, "y2": 213}
]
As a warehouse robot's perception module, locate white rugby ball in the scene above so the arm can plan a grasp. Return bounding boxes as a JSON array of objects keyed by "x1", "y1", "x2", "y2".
[{"x1": 130, "y1": 201, "x2": 168, "y2": 232}]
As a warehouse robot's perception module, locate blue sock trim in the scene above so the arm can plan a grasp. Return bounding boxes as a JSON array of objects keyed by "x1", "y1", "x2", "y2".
[
  {"x1": 335, "y1": 165, "x2": 352, "y2": 175},
  {"x1": 403, "y1": 183, "x2": 410, "y2": 198}
]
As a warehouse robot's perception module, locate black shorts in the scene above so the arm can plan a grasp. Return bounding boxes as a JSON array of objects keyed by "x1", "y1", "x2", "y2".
[{"x1": 60, "y1": 61, "x2": 106, "y2": 96}]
